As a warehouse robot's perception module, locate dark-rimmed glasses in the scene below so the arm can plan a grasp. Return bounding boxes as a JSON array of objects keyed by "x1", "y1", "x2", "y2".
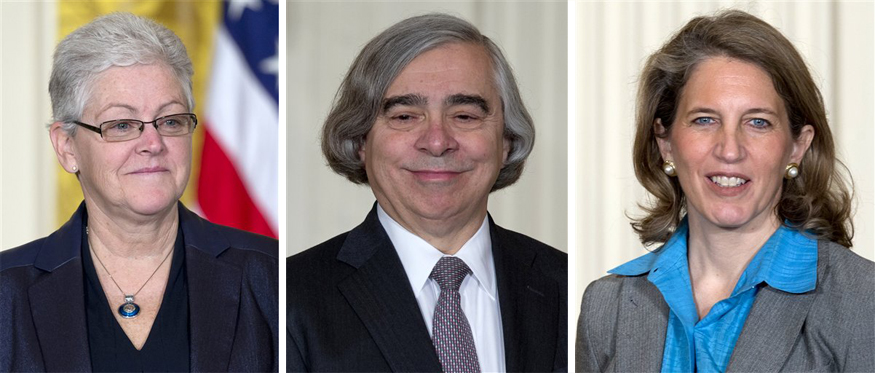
[{"x1": 73, "y1": 113, "x2": 198, "y2": 142}]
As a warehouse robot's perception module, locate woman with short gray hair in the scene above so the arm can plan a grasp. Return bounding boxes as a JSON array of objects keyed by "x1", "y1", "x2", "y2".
[{"x1": 0, "y1": 12, "x2": 278, "y2": 371}]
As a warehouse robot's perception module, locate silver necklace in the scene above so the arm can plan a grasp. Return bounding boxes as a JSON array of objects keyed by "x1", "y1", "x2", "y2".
[{"x1": 86, "y1": 226, "x2": 173, "y2": 319}]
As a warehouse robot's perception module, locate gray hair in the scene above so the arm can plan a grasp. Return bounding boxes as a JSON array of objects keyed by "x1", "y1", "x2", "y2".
[
  {"x1": 49, "y1": 12, "x2": 194, "y2": 133},
  {"x1": 321, "y1": 13, "x2": 535, "y2": 191}
]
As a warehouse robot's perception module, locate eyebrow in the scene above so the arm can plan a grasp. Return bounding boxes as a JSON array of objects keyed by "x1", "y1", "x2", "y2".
[
  {"x1": 686, "y1": 107, "x2": 780, "y2": 117},
  {"x1": 381, "y1": 93, "x2": 492, "y2": 114},
  {"x1": 382, "y1": 94, "x2": 427, "y2": 113},
  {"x1": 445, "y1": 94, "x2": 490, "y2": 114},
  {"x1": 94, "y1": 100, "x2": 187, "y2": 120}
]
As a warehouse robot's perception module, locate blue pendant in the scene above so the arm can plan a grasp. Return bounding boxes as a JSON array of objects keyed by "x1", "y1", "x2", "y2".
[{"x1": 118, "y1": 295, "x2": 140, "y2": 318}]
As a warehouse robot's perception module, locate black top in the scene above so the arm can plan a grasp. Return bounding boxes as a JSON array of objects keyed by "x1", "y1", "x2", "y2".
[{"x1": 82, "y1": 223, "x2": 190, "y2": 372}]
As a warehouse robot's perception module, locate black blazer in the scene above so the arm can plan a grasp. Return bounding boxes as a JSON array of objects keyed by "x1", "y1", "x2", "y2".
[
  {"x1": 0, "y1": 202, "x2": 279, "y2": 372},
  {"x1": 287, "y1": 205, "x2": 567, "y2": 372}
]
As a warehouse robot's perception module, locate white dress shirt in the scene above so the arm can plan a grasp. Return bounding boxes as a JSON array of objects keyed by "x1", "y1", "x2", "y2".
[{"x1": 377, "y1": 205, "x2": 506, "y2": 372}]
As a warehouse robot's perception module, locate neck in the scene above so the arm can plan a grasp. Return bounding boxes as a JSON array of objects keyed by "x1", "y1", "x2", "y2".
[
  {"x1": 85, "y1": 200, "x2": 179, "y2": 259},
  {"x1": 686, "y1": 213, "x2": 780, "y2": 285},
  {"x1": 379, "y1": 203, "x2": 487, "y2": 255}
]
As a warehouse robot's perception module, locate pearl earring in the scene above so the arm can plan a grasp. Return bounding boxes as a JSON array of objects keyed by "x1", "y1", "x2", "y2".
[
  {"x1": 663, "y1": 161, "x2": 677, "y2": 177},
  {"x1": 71, "y1": 165, "x2": 78, "y2": 173},
  {"x1": 785, "y1": 163, "x2": 799, "y2": 179}
]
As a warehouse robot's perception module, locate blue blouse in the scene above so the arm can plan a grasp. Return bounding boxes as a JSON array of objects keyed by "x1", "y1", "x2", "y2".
[{"x1": 610, "y1": 220, "x2": 817, "y2": 372}]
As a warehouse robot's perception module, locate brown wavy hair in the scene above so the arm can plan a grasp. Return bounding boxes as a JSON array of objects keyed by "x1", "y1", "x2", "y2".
[{"x1": 631, "y1": 10, "x2": 854, "y2": 247}]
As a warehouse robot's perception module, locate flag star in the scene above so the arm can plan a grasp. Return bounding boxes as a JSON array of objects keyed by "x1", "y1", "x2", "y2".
[
  {"x1": 228, "y1": 0, "x2": 262, "y2": 21},
  {"x1": 260, "y1": 39, "x2": 278, "y2": 87}
]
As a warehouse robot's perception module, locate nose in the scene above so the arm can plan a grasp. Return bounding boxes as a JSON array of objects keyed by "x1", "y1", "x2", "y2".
[
  {"x1": 136, "y1": 122, "x2": 166, "y2": 154},
  {"x1": 714, "y1": 124, "x2": 745, "y2": 163},
  {"x1": 415, "y1": 115, "x2": 459, "y2": 157}
]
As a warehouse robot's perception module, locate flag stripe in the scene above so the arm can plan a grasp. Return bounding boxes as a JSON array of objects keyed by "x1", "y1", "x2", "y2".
[
  {"x1": 198, "y1": 125, "x2": 275, "y2": 237},
  {"x1": 201, "y1": 24, "x2": 278, "y2": 232}
]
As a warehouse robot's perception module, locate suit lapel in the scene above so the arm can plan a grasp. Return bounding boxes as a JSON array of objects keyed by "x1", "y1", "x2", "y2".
[
  {"x1": 491, "y1": 222, "x2": 561, "y2": 372},
  {"x1": 726, "y1": 245, "x2": 824, "y2": 372},
  {"x1": 29, "y1": 202, "x2": 91, "y2": 372},
  {"x1": 29, "y1": 258, "x2": 92, "y2": 371},
  {"x1": 615, "y1": 277, "x2": 668, "y2": 372},
  {"x1": 180, "y1": 205, "x2": 242, "y2": 372},
  {"x1": 336, "y1": 206, "x2": 442, "y2": 372}
]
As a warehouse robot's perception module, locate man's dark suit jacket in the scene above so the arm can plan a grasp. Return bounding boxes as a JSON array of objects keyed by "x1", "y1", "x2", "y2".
[
  {"x1": 287, "y1": 205, "x2": 568, "y2": 372},
  {"x1": 0, "y1": 202, "x2": 279, "y2": 372}
]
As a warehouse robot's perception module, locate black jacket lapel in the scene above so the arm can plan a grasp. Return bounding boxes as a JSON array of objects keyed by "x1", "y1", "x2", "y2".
[
  {"x1": 29, "y1": 260, "x2": 92, "y2": 371},
  {"x1": 180, "y1": 205, "x2": 242, "y2": 372},
  {"x1": 336, "y1": 206, "x2": 442, "y2": 372},
  {"x1": 29, "y1": 203, "x2": 91, "y2": 371},
  {"x1": 492, "y1": 221, "x2": 563, "y2": 372}
]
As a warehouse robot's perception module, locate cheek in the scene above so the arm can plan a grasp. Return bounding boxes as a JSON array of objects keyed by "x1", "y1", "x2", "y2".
[{"x1": 670, "y1": 134, "x2": 709, "y2": 168}]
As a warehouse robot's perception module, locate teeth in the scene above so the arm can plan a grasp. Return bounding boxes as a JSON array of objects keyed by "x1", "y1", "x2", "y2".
[{"x1": 710, "y1": 175, "x2": 747, "y2": 187}]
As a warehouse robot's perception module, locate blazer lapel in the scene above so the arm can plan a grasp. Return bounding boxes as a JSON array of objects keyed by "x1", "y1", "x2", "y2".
[
  {"x1": 29, "y1": 259, "x2": 92, "y2": 371},
  {"x1": 615, "y1": 277, "x2": 668, "y2": 372},
  {"x1": 180, "y1": 205, "x2": 242, "y2": 372},
  {"x1": 336, "y1": 206, "x2": 442, "y2": 372},
  {"x1": 726, "y1": 245, "x2": 824, "y2": 372},
  {"x1": 28, "y1": 202, "x2": 91, "y2": 372},
  {"x1": 491, "y1": 221, "x2": 562, "y2": 372}
]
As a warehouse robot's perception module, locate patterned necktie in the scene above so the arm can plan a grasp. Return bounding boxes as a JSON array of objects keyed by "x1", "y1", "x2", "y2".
[{"x1": 430, "y1": 256, "x2": 481, "y2": 373}]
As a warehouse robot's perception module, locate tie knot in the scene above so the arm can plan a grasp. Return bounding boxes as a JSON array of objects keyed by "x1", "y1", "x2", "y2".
[{"x1": 429, "y1": 256, "x2": 472, "y2": 291}]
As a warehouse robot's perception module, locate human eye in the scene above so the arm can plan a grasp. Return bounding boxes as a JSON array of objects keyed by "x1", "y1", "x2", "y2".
[
  {"x1": 692, "y1": 117, "x2": 716, "y2": 125},
  {"x1": 450, "y1": 111, "x2": 485, "y2": 128},
  {"x1": 105, "y1": 120, "x2": 136, "y2": 133},
  {"x1": 454, "y1": 113, "x2": 480, "y2": 122},
  {"x1": 391, "y1": 113, "x2": 416, "y2": 122},
  {"x1": 161, "y1": 118, "x2": 180, "y2": 127},
  {"x1": 748, "y1": 118, "x2": 771, "y2": 129},
  {"x1": 384, "y1": 109, "x2": 423, "y2": 129}
]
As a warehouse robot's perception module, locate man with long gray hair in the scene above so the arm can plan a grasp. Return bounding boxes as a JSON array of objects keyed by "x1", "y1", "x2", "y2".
[{"x1": 287, "y1": 13, "x2": 566, "y2": 372}]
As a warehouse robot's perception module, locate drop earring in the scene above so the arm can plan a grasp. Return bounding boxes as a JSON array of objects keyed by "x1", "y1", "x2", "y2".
[
  {"x1": 785, "y1": 163, "x2": 799, "y2": 179},
  {"x1": 663, "y1": 161, "x2": 676, "y2": 177}
]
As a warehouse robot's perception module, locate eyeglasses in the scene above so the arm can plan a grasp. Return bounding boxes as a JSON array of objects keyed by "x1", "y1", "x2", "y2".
[{"x1": 73, "y1": 113, "x2": 198, "y2": 142}]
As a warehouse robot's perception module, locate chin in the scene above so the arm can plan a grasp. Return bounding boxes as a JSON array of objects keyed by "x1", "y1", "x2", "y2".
[
  {"x1": 707, "y1": 207, "x2": 758, "y2": 229},
  {"x1": 127, "y1": 192, "x2": 181, "y2": 216},
  {"x1": 410, "y1": 197, "x2": 462, "y2": 221}
]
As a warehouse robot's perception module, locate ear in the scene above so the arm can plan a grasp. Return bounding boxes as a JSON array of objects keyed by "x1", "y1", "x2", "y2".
[
  {"x1": 654, "y1": 119, "x2": 672, "y2": 161},
  {"x1": 790, "y1": 124, "x2": 815, "y2": 164},
  {"x1": 502, "y1": 136, "x2": 511, "y2": 165},
  {"x1": 357, "y1": 136, "x2": 367, "y2": 164},
  {"x1": 49, "y1": 122, "x2": 78, "y2": 173}
]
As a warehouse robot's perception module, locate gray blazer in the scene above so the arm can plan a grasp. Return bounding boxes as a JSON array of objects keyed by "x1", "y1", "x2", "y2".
[{"x1": 576, "y1": 241, "x2": 875, "y2": 372}]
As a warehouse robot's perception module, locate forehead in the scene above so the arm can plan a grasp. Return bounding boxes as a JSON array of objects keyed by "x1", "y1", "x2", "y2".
[
  {"x1": 86, "y1": 63, "x2": 185, "y2": 118},
  {"x1": 680, "y1": 57, "x2": 784, "y2": 112},
  {"x1": 384, "y1": 42, "x2": 498, "y2": 100}
]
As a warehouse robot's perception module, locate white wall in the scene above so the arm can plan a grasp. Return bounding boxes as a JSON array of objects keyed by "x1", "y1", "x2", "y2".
[
  {"x1": 286, "y1": 2, "x2": 568, "y2": 255},
  {"x1": 572, "y1": 0, "x2": 875, "y2": 353},
  {"x1": 0, "y1": 2, "x2": 58, "y2": 250}
]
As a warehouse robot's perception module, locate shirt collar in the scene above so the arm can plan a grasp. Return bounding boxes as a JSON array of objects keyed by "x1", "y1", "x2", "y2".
[
  {"x1": 735, "y1": 223, "x2": 817, "y2": 294},
  {"x1": 609, "y1": 220, "x2": 690, "y2": 278},
  {"x1": 377, "y1": 204, "x2": 497, "y2": 300},
  {"x1": 609, "y1": 218, "x2": 817, "y2": 294}
]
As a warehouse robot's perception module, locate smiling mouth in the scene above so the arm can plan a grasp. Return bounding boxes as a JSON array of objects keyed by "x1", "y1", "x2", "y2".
[
  {"x1": 130, "y1": 167, "x2": 168, "y2": 174},
  {"x1": 709, "y1": 175, "x2": 748, "y2": 188},
  {"x1": 409, "y1": 170, "x2": 464, "y2": 181}
]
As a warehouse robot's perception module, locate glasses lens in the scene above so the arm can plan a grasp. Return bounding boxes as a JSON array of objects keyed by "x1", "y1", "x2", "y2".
[
  {"x1": 102, "y1": 120, "x2": 143, "y2": 141},
  {"x1": 157, "y1": 114, "x2": 195, "y2": 136}
]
